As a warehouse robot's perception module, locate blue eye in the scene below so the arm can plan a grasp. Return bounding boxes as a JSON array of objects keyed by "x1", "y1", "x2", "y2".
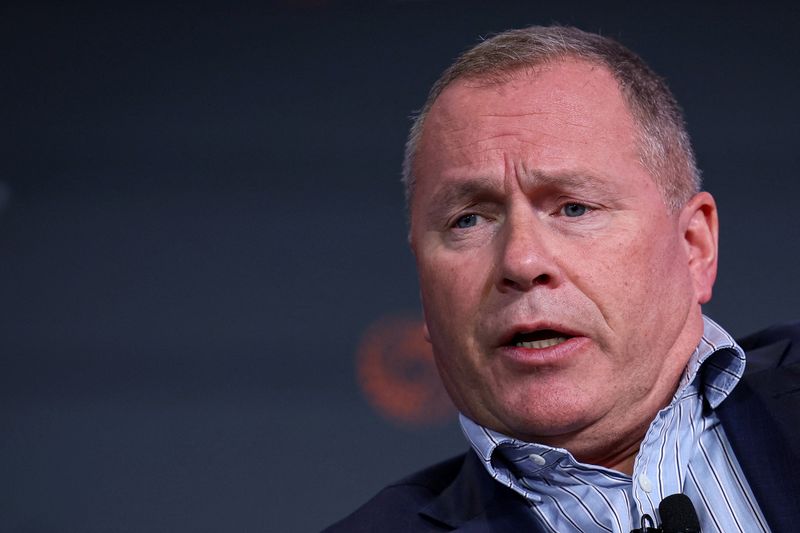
[
  {"x1": 454, "y1": 214, "x2": 478, "y2": 228},
  {"x1": 562, "y1": 203, "x2": 588, "y2": 217}
]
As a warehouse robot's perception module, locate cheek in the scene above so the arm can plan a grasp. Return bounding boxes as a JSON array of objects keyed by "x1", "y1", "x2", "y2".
[
  {"x1": 597, "y1": 230, "x2": 692, "y2": 337},
  {"x1": 420, "y1": 248, "x2": 490, "y2": 302},
  {"x1": 418, "y1": 254, "x2": 492, "y2": 342},
  {"x1": 575, "y1": 228, "x2": 681, "y2": 313},
  {"x1": 418, "y1": 264, "x2": 485, "y2": 402},
  {"x1": 422, "y1": 267, "x2": 475, "y2": 323}
]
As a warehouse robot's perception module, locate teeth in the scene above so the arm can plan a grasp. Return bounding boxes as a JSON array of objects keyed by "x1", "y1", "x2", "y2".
[{"x1": 516, "y1": 337, "x2": 567, "y2": 349}]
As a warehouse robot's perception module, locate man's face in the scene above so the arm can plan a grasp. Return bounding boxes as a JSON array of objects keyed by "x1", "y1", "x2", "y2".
[{"x1": 410, "y1": 60, "x2": 716, "y2": 461}]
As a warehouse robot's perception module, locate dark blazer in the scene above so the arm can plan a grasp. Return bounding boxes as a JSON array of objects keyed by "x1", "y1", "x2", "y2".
[{"x1": 325, "y1": 322, "x2": 800, "y2": 532}]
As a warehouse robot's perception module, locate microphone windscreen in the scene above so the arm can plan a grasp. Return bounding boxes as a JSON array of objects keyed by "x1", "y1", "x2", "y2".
[{"x1": 659, "y1": 493, "x2": 701, "y2": 533}]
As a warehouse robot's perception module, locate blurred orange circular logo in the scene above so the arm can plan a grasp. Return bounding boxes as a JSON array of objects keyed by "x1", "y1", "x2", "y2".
[{"x1": 357, "y1": 315, "x2": 455, "y2": 426}]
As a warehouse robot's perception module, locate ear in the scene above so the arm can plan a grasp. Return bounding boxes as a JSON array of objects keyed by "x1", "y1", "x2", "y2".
[{"x1": 679, "y1": 192, "x2": 719, "y2": 304}]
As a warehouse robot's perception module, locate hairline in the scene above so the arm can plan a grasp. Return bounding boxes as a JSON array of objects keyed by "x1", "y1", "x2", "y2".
[{"x1": 402, "y1": 41, "x2": 700, "y2": 216}]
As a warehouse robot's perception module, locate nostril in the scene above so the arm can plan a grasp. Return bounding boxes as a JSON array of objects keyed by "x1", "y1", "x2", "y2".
[{"x1": 501, "y1": 272, "x2": 551, "y2": 292}]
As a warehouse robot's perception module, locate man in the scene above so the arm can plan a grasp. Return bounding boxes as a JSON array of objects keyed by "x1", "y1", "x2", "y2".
[{"x1": 327, "y1": 26, "x2": 800, "y2": 532}]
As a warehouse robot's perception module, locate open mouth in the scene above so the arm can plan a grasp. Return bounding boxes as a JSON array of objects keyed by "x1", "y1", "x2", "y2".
[{"x1": 511, "y1": 329, "x2": 572, "y2": 349}]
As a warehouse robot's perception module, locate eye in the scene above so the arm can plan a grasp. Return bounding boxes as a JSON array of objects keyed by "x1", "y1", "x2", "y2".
[
  {"x1": 561, "y1": 203, "x2": 590, "y2": 217},
  {"x1": 453, "y1": 213, "x2": 479, "y2": 228}
]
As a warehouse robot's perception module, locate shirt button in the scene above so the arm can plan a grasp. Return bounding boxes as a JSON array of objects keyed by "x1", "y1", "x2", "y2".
[
  {"x1": 529, "y1": 454, "x2": 547, "y2": 466},
  {"x1": 638, "y1": 474, "x2": 653, "y2": 493}
]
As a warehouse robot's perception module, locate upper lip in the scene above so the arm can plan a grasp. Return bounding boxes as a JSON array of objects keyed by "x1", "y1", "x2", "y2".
[{"x1": 497, "y1": 322, "x2": 584, "y2": 347}]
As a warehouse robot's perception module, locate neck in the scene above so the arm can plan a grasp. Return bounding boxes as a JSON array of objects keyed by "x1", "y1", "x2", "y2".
[{"x1": 596, "y1": 445, "x2": 640, "y2": 475}]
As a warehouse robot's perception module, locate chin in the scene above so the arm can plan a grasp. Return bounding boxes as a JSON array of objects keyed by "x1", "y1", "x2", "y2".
[{"x1": 489, "y1": 389, "x2": 601, "y2": 441}]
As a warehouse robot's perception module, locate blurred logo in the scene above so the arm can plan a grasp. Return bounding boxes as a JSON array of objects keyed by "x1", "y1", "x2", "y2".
[{"x1": 357, "y1": 315, "x2": 454, "y2": 426}]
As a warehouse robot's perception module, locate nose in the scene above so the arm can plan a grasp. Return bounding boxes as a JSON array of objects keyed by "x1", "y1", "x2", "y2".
[{"x1": 497, "y1": 210, "x2": 562, "y2": 292}]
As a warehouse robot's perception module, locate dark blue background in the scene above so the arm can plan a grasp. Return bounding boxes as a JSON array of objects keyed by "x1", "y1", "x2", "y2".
[{"x1": 3, "y1": 2, "x2": 799, "y2": 531}]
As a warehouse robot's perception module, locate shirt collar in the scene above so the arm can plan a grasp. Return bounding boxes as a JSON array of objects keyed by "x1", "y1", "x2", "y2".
[{"x1": 679, "y1": 315, "x2": 745, "y2": 408}]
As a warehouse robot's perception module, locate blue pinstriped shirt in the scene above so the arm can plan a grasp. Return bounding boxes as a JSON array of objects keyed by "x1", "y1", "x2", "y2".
[{"x1": 461, "y1": 316, "x2": 771, "y2": 533}]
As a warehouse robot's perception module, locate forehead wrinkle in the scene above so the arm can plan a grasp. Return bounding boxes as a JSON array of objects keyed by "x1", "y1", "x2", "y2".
[
  {"x1": 520, "y1": 167, "x2": 621, "y2": 196},
  {"x1": 450, "y1": 130, "x2": 553, "y2": 156},
  {"x1": 476, "y1": 110, "x2": 555, "y2": 119}
]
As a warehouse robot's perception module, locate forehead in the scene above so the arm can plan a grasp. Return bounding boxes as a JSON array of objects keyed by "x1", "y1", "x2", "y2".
[
  {"x1": 428, "y1": 59, "x2": 631, "y2": 132},
  {"x1": 413, "y1": 59, "x2": 641, "y2": 185}
]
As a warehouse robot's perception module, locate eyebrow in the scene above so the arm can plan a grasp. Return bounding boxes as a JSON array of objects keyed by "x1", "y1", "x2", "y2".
[
  {"x1": 525, "y1": 169, "x2": 618, "y2": 196},
  {"x1": 425, "y1": 169, "x2": 617, "y2": 220},
  {"x1": 426, "y1": 177, "x2": 500, "y2": 221}
]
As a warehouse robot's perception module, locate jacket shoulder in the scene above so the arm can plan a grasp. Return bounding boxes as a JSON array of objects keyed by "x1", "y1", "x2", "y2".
[
  {"x1": 737, "y1": 320, "x2": 800, "y2": 362},
  {"x1": 322, "y1": 454, "x2": 468, "y2": 532},
  {"x1": 723, "y1": 320, "x2": 800, "y2": 532}
]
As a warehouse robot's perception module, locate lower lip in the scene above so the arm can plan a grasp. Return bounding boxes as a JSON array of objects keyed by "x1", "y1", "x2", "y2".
[{"x1": 497, "y1": 336, "x2": 590, "y2": 368}]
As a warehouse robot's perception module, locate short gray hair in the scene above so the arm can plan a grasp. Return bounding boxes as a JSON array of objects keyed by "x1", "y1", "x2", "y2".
[{"x1": 402, "y1": 26, "x2": 700, "y2": 211}]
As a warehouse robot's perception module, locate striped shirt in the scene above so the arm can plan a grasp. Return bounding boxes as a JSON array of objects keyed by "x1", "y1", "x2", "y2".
[{"x1": 460, "y1": 316, "x2": 771, "y2": 532}]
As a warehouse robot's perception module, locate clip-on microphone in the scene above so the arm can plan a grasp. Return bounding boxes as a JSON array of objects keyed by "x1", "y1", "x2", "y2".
[{"x1": 630, "y1": 493, "x2": 701, "y2": 533}]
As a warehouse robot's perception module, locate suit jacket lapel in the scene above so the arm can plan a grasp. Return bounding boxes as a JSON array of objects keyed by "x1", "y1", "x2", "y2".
[
  {"x1": 419, "y1": 451, "x2": 543, "y2": 532},
  {"x1": 718, "y1": 336, "x2": 800, "y2": 532}
]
